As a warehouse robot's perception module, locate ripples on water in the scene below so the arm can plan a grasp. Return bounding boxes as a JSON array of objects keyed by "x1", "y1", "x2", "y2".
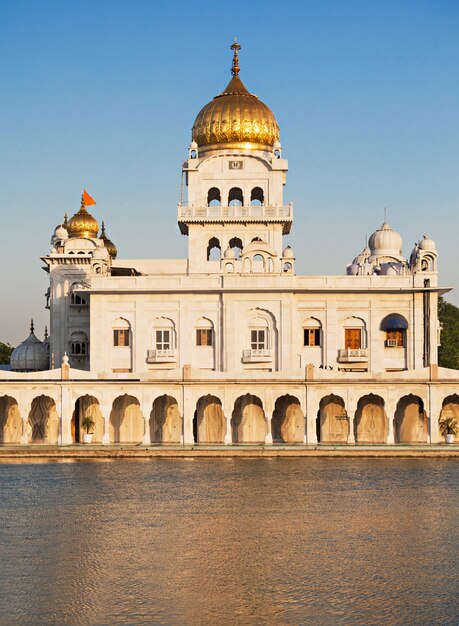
[{"x1": 0, "y1": 459, "x2": 458, "y2": 625}]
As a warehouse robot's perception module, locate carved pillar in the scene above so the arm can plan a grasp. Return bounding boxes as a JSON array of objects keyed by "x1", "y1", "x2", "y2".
[
  {"x1": 305, "y1": 388, "x2": 317, "y2": 445},
  {"x1": 386, "y1": 399, "x2": 396, "y2": 444},
  {"x1": 101, "y1": 404, "x2": 111, "y2": 446},
  {"x1": 59, "y1": 386, "x2": 73, "y2": 445},
  {"x1": 264, "y1": 410, "x2": 273, "y2": 445},
  {"x1": 223, "y1": 406, "x2": 232, "y2": 445},
  {"x1": 347, "y1": 398, "x2": 357, "y2": 444},
  {"x1": 141, "y1": 401, "x2": 151, "y2": 445},
  {"x1": 19, "y1": 400, "x2": 31, "y2": 445}
]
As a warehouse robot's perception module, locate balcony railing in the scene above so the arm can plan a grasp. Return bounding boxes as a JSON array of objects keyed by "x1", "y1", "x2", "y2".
[
  {"x1": 242, "y1": 349, "x2": 272, "y2": 363},
  {"x1": 338, "y1": 348, "x2": 368, "y2": 362},
  {"x1": 146, "y1": 349, "x2": 176, "y2": 363},
  {"x1": 178, "y1": 204, "x2": 292, "y2": 220}
]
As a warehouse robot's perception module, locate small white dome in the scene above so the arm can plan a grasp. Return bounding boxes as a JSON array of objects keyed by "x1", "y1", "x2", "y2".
[
  {"x1": 283, "y1": 245, "x2": 294, "y2": 258},
  {"x1": 353, "y1": 245, "x2": 370, "y2": 265},
  {"x1": 418, "y1": 235, "x2": 436, "y2": 251},
  {"x1": 223, "y1": 246, "x2": 235, "y2": 259},
  {"x1": 10, "y1": 321, "x2": 48, "y2": 372},
  {"x1": 190, "y1": 140, "x2": 198, "y2": 149},
  {"x1": 369, "y1": 222, "x2": 403, "y2": 257}
]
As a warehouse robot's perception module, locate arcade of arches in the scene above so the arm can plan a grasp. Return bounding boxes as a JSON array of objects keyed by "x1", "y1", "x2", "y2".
[{"x1": 0, "y1": 390, "x2": 458, "y2": 445}]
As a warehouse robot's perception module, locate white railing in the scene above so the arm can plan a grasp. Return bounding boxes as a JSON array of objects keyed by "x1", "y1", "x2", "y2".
[
  {"x1": 338, "y1": 348, "x2": 368, "y2": 362},
  {"x1": 242, "y1": 349, "x2": 272, "y2": 363},
  {"x1": 178, "y1": 203, "x2": 292, "y2": 220},
  {"x1": 146, "y1": 349, "x2": 176, "y2": 363}
]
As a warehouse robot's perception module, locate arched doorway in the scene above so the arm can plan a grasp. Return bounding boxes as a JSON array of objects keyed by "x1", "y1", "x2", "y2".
[
  {"x1": 355, "y1": 395, "x2": 387, "y2": 443},
  {"x1": 72, "y1": 395, "x2": 103, "y2": 443},
  {"x1": 232, "y1": 394, "x2": 266, "y2": 443},
  {"x1": 194, "y1": 395, "x2": 225, "y2": 443},
  {"x1": 151, "y1": 395, "x2": 182, "y2": 443},
  {"x1": 110, "y1": 395, "x2": 143, "y2": 443},
  {"x1": 29, "y1": 395, "x2": 59, "y2": 443},
  {"x1": 394, "y1": 395, "x2": 427, "y2": 443},
  {"x1": 318, "y1": 395, "x2": 348, "y2": 443},
  {"x1": 272, "y1": 395, "x2": 304, "y2": 443},
  {"x1": 0, "y1": 395, "x2": 22, "y2": 444}
]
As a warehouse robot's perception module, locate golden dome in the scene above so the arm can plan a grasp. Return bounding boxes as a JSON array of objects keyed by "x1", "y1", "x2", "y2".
[
  {"x1": 192, "y1": 42, "x2": 280, "y2": 152},
  {"x1": 100, "y1": 221, "x2": 117, "y2": 259},
  {"x1": 67, "y1": 196, "x2": 99, "y2": 239}
]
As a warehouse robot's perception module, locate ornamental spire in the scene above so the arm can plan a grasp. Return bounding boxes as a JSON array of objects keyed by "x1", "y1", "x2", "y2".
[
  {"x1": 30, "y1": 318, "x2": 34, "y2": 334},
  {"x1": 231, "y1": 39, "x2": 241, "y2": 76}
]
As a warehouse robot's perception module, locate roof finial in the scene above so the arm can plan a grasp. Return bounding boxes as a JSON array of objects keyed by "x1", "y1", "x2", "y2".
[
  {"x1": 101, "y1": 220, "x2": 106, "y2": 235},
  {"x1": 63, "y1": 212, "x2": 68, "y2": 228},
  {"x1": 384, "y1": 207, "x2": 387, "y2": 223},
  {"x1": 231, "y1": 38, "x2": 241, "y2": 77},
  {"x1": 30, "y1": 318, "x2": 34, "y2": 334},
  {"x1": 44, "y1": 325, "x2": 48, "y2": 340}
]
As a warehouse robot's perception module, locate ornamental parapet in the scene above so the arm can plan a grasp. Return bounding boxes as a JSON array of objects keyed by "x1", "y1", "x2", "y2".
[{"x1": 177, "y1": 203, "x2": 293, "y2": 234}]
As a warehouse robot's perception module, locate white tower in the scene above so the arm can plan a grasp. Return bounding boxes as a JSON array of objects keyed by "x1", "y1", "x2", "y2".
[{"x1": 178, "y1": 42, "x2": 294, "y2": 275}]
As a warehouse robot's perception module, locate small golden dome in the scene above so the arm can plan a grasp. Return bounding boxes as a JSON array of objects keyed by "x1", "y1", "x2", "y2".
[
  {"x1": 67, "y1": 196, "x2": 99, "y2": 239},
  {"x1": 192, "y1": 42, "x2": 280, "y2": 152},
  {"x1": 100, "y1": 221, "x2": 117, "y2": 259}
]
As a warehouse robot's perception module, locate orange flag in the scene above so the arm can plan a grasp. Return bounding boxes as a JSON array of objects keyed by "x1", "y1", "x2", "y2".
[{"x1": 83, "y1": 189, "x2": 96, "y2": 206}]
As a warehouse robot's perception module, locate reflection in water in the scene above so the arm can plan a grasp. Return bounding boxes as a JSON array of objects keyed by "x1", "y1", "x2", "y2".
[{"x1": 0, "y1": 459, "x2": 458, "y2": 625}]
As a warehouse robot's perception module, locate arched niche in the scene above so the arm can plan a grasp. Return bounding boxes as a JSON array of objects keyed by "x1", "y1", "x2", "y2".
[
  {"x1": 318, "y1": 394, "x2": 348, "y2": 443},
  {"x1": 394, "y1": 395, "x2": 427, "y2": 443},
  {"x1": 272, "y1": 395, "x2": 304, "y2": 443},
  {"x1": 228, "y1": 187, "x2": 243, "y2": 206},
  {"x1": 250, "y1": 187, "x2": 264, "y2": 206},
  {"x1": 355, "y1": 394, "x2": 387, "y2": 443},
  {"x1": 194, "y1": 395, "x2": 225, "y2": 443},
  {"x1": 110, "y1": 394, "x2": 143, "y2": 443},
  {"x1": 72, "y1": 395, "x2": 103, "y2": 443},
  {"x1": 0, "y1": 395, "x2": 22, "y2": 444},
  {"x1": 29, "y1": 395, "x2": 59, "y2": 444},
  {"x1": 229, "y1": 237, "x2": 243, "y2": 259},
  {"x1": 151, "y1": 395, "x2": 182, "y2": 443},
  {"x1": 231, "y1": 394, "x2": 266, "y2": 443}
]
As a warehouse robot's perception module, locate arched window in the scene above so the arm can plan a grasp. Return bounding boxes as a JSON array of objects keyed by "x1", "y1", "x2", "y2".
[
  {"x1": 229, "y1": 237, "x2": 243, "y2": 259},
  {"x1": 303, "y1": 318, "x2": 322, "y2": 347},
  {"x1": 283, "y1": 262, "x2": 293, "y2": 273},
  {"x1": 207, "y1": 237, "x2": 221, "y2": 261},
  {"x1": 113, "y1": 319, "x2": 131, "y2": 347},
  {"x1": 70, "y1": 293, "x2": 88, "y2": 306},
  {"x1": 381, "y1": 313, "x2": 408, "y2": 347},
  {"x1": 250, "y1": 187, "x2": 264, "y2": 206},
  {"x1": 69, "y1": 331, "x2": 89, "y2": 355},
  {"x1": 343, "y1": 317, "x2": 366, "y2": 349},
  {"x1": 252, "y1": 254, "x2": 265, "y2": 273},
  {"x1": 249, "y1": 316, "x2": 269, "y2": 351},
  {"x1": 195, "y1": 317, "x2": 214, "y2": 346},
  {"x1": 228, "y1": 187, "x2": 243, "y2": 206},
  {"x1": 207, "y1": 187, "x2": 221, "y2": 206},
  {"x1": 153, "y1": 317, "x2": 176, "y2": 352}
]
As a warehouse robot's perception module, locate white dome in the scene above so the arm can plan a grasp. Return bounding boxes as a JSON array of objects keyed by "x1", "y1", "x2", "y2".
[
  {"x1": 353, "y1": 245, "x2": 370, "y2": 265},
  {"x1": 418, "y1": 235, "x2": 436, "y2": 251},
  {"x1": 282, "y1": 245, "x2": 294, "y2": 258},
  {"x1": 10, "y1": 322, "x2": 48, "y2": 372},
  {"x1": 223, "y1": 246, "x2": 235, "y2": 259},
  {"x1": 369, "y1": 222, "x2": 403, "y2": 257},
  {"x1": 54, "y1": 224, "x2": 68, "y2": 240}
]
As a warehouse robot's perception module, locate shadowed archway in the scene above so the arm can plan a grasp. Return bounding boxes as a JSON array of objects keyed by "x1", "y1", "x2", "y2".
[
  {"x1": 151, "y1": 395, "x2": 182, "y2": 443},
  {"x1": 231, "y1": 394, "x2": 266, "y2": 443},
  {"x1": 394, "y1": 395, "x2": 427, "y2": 443},
  {"x1": 0, "y1": 395, "x2": 22, "y2": 443},
  {"x1": 193, "y1": 395, "x2": 225, "y2": 443},
  {"x1": 272, "y1": 395, "x2": 304, "y2": 443},
  {"x1": 355, "y1": 394, "x2": 387, "y2": 443}
]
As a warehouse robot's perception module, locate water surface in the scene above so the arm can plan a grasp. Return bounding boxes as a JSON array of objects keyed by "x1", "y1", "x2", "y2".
[{"x1": 0, "y1": 458, "x2": 458, "y2": 625}]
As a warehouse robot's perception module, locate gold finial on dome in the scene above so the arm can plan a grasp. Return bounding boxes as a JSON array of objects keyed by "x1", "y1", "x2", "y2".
[
  {"x1": 191, "y1": 42, "x2": 280, "y2": 153},
  {"x1": 230, "y1": 39, "x2": 241, "y2": 76},
  {"x1": 67, "y1": 193, "x2": 99, "y2": 239}
]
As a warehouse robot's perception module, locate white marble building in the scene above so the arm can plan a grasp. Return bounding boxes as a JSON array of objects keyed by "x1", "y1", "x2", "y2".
[{"x1": 1, "y1": 43, "x2": 458, "y2": 446}]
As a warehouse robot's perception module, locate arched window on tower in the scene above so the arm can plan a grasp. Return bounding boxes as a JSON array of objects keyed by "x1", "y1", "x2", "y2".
[
  {"x1": 250, "y1": 187, "x2": 264, "y2": 206},
  {"x1": 229, "y1": 237, "x2": 243, "y2": 259},
  {"x1": 207, "y1": 237, "x2": 221, "y2": 261},
  {"x1": 207, "y1": 187, "x2": 221, "y2": 206},
  {"x1": 228, "y1": 187, "x2": 243, "y2": 206}
]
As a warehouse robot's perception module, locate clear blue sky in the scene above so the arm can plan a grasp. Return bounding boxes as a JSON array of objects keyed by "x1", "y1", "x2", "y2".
[{"x1": 0, "y1": 0, "x2": 458, "y2": 345}]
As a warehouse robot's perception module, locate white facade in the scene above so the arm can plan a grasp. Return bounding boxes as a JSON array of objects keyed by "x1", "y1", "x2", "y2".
[{"x1": 1, "y1": 45, "x2": 458, "y2": 447}]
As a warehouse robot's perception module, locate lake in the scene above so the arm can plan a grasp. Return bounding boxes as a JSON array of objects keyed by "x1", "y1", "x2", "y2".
[{"x1": 0, "y1": 458, "x2": 457, "y2": 625}]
